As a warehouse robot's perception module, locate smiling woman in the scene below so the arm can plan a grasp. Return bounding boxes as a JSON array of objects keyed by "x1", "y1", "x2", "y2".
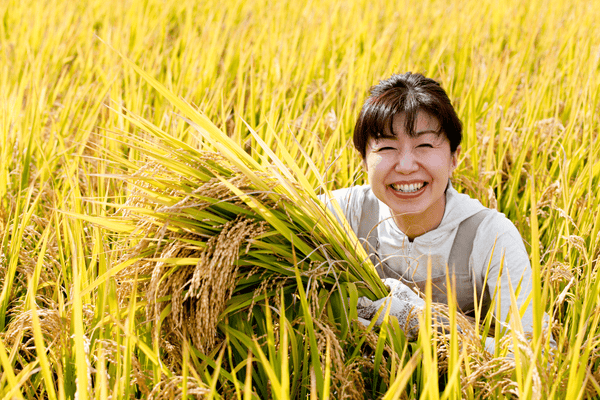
[
  {"x1": 365, "y1": 112, "x2": 459, "y2": 239},
  {"x1": 322, "y1": 72, "x2": 548, "y2": 349}
]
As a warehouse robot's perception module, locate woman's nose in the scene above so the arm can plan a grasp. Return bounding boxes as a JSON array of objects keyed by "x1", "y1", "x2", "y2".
[{"x1": 395, "y1": 150, "x2": 419, "y2": 173}]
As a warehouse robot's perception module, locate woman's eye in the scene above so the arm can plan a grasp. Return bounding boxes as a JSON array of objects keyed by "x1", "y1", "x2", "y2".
[
  {"x1": 418, "y1": 143, "x2": 434, "y2": 148},
  {"x1": 377, "y1": 147, "x2": 396, "y2": 152}
]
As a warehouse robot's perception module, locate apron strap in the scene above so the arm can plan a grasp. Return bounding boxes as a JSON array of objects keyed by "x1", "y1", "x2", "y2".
[
  {"x1": 448, "y1": 209, "x2": 491, "y2": 274},
  {"x1": 448, "y1": 209, "x2": 492, "y2": 315},
  {"x1": 357, "y1": 192, "x2": 381, "y2": 270}
]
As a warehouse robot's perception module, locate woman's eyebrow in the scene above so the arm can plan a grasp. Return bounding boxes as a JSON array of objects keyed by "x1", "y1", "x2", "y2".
[
  {"x1": 373, "y1": 136, "x2": 398, "y2": 143},
  {"x1": 414, "y1": 129, "x2": 442, "y2": 136}
]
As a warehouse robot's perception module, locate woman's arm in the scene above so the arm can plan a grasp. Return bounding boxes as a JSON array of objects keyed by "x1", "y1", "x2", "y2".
[{"x1": 473, "y1": 216, "x2": 535, "y2": 331}]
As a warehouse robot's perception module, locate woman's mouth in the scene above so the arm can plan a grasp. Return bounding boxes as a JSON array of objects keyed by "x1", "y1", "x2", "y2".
[{"x1": 390, "y1": 182, "x2": 427, "y2": 193}]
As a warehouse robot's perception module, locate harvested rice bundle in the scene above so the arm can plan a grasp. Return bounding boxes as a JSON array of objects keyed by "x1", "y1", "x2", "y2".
[{"x1": 108, "y1": 130, "x2": 387, "y2": 355}]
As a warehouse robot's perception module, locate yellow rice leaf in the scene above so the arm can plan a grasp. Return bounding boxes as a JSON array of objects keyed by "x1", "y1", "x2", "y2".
[{"x1": 62, "y1": 211, "x2": 134, "y2": 234}]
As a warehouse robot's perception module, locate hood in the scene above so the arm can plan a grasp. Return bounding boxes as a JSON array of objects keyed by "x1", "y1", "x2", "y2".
[{"x1": 398, "y1": 181, "x2": 487, "y2": 245}]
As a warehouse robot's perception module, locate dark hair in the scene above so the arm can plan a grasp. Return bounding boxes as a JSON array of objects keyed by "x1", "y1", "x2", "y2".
[{"x1": 353, "y1": 72, "x2": 462, "y2": 159}]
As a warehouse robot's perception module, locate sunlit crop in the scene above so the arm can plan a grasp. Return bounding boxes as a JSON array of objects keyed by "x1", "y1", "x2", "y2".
[{"x1": 1, "y1": 0, "x2": 599, "y2": 398}]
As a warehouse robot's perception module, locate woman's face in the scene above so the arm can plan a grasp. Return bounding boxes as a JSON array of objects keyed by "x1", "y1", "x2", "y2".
[{"x1": 364, "y1": 111, "x2": 460, "y2": 232}]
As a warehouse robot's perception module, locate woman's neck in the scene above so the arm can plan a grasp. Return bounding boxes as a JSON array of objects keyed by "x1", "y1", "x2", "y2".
[{"x1": 391, "y1": 197, "x2": 446, "y2": 241}]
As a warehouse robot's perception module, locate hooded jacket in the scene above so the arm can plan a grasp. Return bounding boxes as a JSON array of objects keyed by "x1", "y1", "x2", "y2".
[{"x1": 321, "y1": 183, "x2": 536, "y2": 333}]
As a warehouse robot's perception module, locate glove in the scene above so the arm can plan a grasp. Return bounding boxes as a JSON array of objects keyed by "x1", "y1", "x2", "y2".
[{"x1": 357, "y1": 278, "x2": 425, "y2": 339}]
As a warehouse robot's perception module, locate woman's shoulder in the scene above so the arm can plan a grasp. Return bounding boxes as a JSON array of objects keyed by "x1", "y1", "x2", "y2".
[
  {"x1": 478, "y1": 207, "x2": 522, "y2": 238},
  {"x1": 445, "y1": 185, "x2": 524, "y2": 245},
  {"x1": 468, "y1": 203, "x2": 529, "y2": 265},
  {"x1": 318, "y1": 185, "x2": 376, "y2": 231},
  {"x1": 321, "y1": 184, "x2": 374, "y2": 209}
]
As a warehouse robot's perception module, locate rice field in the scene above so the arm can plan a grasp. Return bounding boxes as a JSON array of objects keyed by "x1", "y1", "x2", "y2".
[{"x1": 1, "y1": 0, "x2": 599, "y2": 398}]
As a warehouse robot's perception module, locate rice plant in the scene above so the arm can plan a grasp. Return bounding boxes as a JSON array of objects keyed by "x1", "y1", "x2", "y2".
[{"x1": 1, "y1": 0, "x2": 599, "y2": 398}]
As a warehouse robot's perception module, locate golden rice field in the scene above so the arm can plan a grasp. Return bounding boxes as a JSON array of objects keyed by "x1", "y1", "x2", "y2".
[{"x1": 1, "y1": 0, "x2": 600, "y2": 398}]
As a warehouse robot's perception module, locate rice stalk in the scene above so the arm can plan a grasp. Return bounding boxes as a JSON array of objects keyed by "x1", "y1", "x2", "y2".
[{"x1": 2, "y1": 0, "x2": 600, "y2": 397}]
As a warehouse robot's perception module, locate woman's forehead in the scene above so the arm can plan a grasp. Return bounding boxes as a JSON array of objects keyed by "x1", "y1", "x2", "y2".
[{"x1": 391, "y1": 111, "x2": 441, "y2": 135}]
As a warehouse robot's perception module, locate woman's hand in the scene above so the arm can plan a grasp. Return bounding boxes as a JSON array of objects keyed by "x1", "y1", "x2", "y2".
[{"x1": 356, "y1": 278, "x2": 425, "y2": 339}]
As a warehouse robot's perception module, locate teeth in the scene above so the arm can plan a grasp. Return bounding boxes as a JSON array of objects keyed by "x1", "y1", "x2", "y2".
[{"x1": 391, "y1": 182, "x2": 425, "y2": 193}]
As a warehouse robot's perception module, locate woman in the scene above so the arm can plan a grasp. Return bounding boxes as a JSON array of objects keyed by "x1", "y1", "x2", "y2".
[{"x1": 323, "y1": 72, "x2": 537, "y2": 346}]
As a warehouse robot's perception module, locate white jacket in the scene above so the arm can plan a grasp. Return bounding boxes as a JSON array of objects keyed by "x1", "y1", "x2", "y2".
[{"x1": 320, "y1": 184, "x2": 536, "y2": 333}]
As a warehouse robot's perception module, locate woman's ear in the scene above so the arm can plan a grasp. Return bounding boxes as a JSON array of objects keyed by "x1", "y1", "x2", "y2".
[
  {"x1": 362, "y1": 145, "x2": 371, "y2": 172},
  {"x1": 451, "y1": 145, "x2": 461, "y2": 172}
]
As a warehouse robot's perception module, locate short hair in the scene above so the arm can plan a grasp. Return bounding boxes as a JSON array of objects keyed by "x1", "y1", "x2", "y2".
[{"x1": 353, "y1": 72, "x2": 462, "y2": 159}]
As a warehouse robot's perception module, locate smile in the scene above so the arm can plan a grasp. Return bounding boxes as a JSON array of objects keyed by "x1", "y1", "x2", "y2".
[{"x1": 390, "y1": 182, "x2": 427, "y2": 193}]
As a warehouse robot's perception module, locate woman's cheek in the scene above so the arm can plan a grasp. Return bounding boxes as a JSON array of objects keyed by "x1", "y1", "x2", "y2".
[{"x1": 366, "y1": 153, "x2": 383, "y2": 171}]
